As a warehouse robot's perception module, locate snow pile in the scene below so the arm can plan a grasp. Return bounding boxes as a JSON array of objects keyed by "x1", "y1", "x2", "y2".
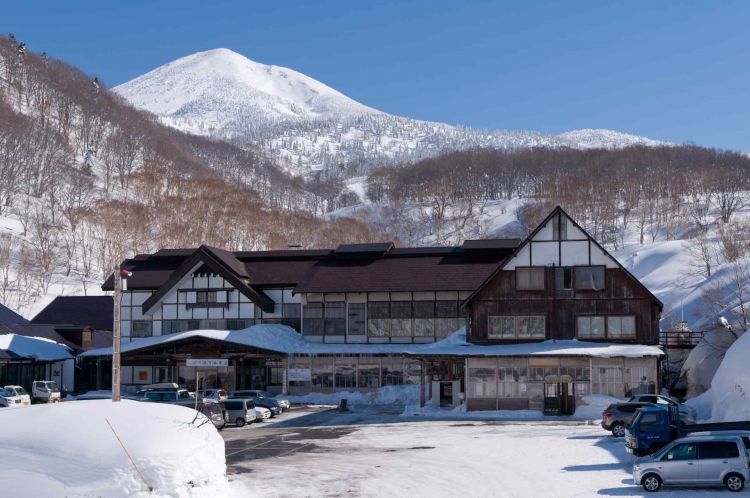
[
  {"x1": 288, "y1": 384, "x2": 420, "y2": 406},
  {"x1": 681, "y1": 319, "x2": 738, "y2": 398},
  {"x1": 0, "y1": 333, "x2": 73, "y2": 361},
  {"x1": 0, "y1": 400, "x2": 227, "y2": 497},
  {"x1": 401, "y1": 394, "x2": 622, "y2": 421},
  {"x1": 687, "y1": 328, "x2": 750, "y2": 422}
]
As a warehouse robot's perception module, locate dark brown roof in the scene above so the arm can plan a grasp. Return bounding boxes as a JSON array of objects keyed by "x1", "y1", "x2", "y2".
[
  {"x1": 30, "y1": 296, "x2": 113, "y2": 331},
  {"x1": 0, "y1": 303, "x2": 27, "y2": 325},
  {"x1": 293, "y1": 254, "x2": 509, "y2": 293},
  {"x1": 462, "y1": 238, "x2": 522, "y2": 250},
  {"x1": 102, "y1": 241, "x2": 521, "y2": 296}
]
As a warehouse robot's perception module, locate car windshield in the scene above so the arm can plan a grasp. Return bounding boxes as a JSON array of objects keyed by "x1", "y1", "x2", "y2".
[
  {"x1": 258, "y1": 391, "x2": 274, "y2": 398},
  {"x1": 16, "y1": 387, "x2": 27, "y2": 395},
  {"x1": 46, "y1": 382, "x2": 59, "y2": 391},
  {"x1": 0, "y1": 389, "x2": 10, "y2": 397}
]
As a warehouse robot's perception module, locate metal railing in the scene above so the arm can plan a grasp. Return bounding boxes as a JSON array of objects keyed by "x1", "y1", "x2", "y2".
[{"x1": 659, "y1": 330, "x2": 704, "y2": 348}]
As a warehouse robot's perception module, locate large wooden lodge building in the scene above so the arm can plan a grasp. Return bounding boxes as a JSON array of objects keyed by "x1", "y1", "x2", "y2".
[{"x1": 82, "y1": 207, "x2": 663, "y2": 412}]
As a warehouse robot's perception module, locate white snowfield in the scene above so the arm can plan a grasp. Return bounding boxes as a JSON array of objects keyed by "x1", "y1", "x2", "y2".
[
  {"x1": 0, "y1": 400, "x2": 228, "y2": 498},
  {"x1": 0, "y1": 333, "x2": 73, "y2": 361},
  {"x1": 233, "y1": 420, "x2": 721, "y2": 497}
]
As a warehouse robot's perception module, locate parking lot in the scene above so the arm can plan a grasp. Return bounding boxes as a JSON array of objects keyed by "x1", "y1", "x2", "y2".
[{"x1": 224, "y1": 406, "x2": 731, "y2": 497}]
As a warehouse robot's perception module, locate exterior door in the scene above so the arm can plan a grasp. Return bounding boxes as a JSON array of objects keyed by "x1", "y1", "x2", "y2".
[
  {"x1": 661, "y1": 442, "x2": 700, "y2": 483},
  {"x1": 698, "y1": 441, "x2": 742, "y2": 482}
]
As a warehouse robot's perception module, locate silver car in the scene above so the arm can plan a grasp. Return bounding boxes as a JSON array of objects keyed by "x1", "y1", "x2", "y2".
[
  {"x1": 223, "y1": 398, "x2": 260, "y2": 427},
  {"x1": 633, "y1": 433, "x2": 750, "y2": 492}
]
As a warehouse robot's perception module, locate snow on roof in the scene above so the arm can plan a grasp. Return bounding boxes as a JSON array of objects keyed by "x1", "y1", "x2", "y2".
[
  {"x1": 0, "y1": 334, "x2": 74, "y2": 361},
  {"x1": 410, "y1": 328, "x2": 664, "y2": 358},
  {"x1": 80, "y1": 324, "x2": 663, "y2": 359}
]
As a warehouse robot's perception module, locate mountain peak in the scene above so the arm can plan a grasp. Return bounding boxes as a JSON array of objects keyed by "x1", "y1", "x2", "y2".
[{"x1": 114, "y1": 48, "x2": 379, "y2": 134}]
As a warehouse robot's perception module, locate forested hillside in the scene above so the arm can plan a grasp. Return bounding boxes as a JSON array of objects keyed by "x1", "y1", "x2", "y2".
[{"x1": 0, "y1": 35, "x2": 381, "y2": 314}]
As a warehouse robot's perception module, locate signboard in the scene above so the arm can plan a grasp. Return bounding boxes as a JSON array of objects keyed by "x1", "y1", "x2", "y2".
[
  {"x1": 288, "y1": 368, "x2": 312, "y2": 382},
  {"x1": 186, "y1": 358, "x2": 228, "y2": 367}
]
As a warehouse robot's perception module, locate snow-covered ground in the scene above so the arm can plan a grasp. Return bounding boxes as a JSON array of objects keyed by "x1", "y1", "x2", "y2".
[
  {"x1": 230, "y1": 419, "x2": 725, "y2": 497},
  {"x1": 0, "y1": 400, "x2": 229, "y2": 498}
]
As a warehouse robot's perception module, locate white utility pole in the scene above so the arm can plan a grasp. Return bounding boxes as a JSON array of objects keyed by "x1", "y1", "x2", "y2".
[{"x1": 112, "y1": 264, "x2": 122, "y2": 402}]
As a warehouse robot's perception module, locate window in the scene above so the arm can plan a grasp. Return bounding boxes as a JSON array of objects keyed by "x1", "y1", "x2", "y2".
[
  {"x1": 488, "y1": 315, "x2": 546, "y2": 339},
  {"x1": 699, "y1": 441, "x2": 740, "y2": 459},
  {"x1": 577, "y1": 316, "x2": 606, "y2": 339},
  {"x1": 552, "y1": 215, "x2": 567, "y2": 241},
  {"x1": 663, "y1": 443, "x2": 698, "y2": 461},
  {"x1": 413, "y1": 301, "x2": 435, "y2": 337},
  {"x1": 607, "y1": 316, "x2": 636, "y2": 339},
  {"x1": 488, "y1": 316, "x2": 515, "y2": 339},
  {"x1": 281, "y1": 303, "x2": 302, "y2": 331},
  {"x1": 575, "y1": 267, "x2": 605, "y2": 291},
  {"x1": 390, "y1": 301, "x2": 413, "y2": 337},
  {"x1": 516, "y1": 267, "x2": 545, "y2": 291},
  {"x1": 303, "y1": 303, "x2": 324, "y2": 336},
  {"x1": 131, "y1": 320, "x2": 153, "y2": 338},
  {"x1": 555, "y1": 267, "x2": 574, "y2": 290},
  {"x1": 196, "y1": 291, "x2": 217, "y2": 304},
  {"x1": 435, "y1": 300, "x2": 458, "y2": 318},
  {"x1": 347, "y1": 303, "x2": 366, "y2": 336},
  {"x1": 324, "y1": 302, "x2": 346, "y2": 336},
  {"x1": 367, "y1": 301, "x2": 390, "y2": 338}
]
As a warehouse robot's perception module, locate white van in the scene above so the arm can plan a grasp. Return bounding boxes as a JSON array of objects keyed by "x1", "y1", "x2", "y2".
[
  {"x1": 223, "y1": 398, "x2": 260, "y2": 427},
  {"x1": 32, "y1": 381, "x2": 61, "y2": 403}
]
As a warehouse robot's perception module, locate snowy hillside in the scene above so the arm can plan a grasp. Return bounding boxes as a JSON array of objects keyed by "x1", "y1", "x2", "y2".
[
  {"x1": 557, "y1": 128, "x2": 666, "y2": 149},
  {"x1": 115, "y1": 48, "x2": 665, "y2": 177}
]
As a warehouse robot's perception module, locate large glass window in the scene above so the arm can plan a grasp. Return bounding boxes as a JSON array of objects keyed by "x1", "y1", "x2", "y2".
[
  {"x1": 324, "y1": 302, "x2": 346, "y2": 336},
  {"x1": 302, "y1": 302, "x2": 324, "y2": 336},
  {"x1": 311, "y1": 357, "x2": 333, "y2": 388},
  {"x1": 357, "y1": 359, "x2": 380, "y2": 388},
  {"x1": 131, "y1": 320, "x2": 153, "y2": 338},
  {"x1": 281, "y1": 303, "x2": 302, "y2": 331},
  {"x1": 516, "y1": 267, "x2": 545, "y2": 291},
  {"x1": 577, "y1": 316, "x2": 606, "y2": 339},
  {"x1": 575, "y1": 267, "x2": 605, "y2": 291},
  {"x1": 368, "y1": 302, "x2": 390, "y2": 337},
  {"x1": 607, "y1": 316, "x2": 636, "y2": 339},
  {"x1": 334, "y1": 359, "x2": 356, "y2": 388},
  {"x1": 488, "y1": 315, "x2": 545, "y2": 339},
  {"x1": 347, "y1": 303, "x2": 366, "y2": 336},
  {"x1": 390, "y1": 301, "x2": 412, "y2": 337}
]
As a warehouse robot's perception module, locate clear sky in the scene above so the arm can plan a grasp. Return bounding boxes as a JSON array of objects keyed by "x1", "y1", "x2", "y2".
[{"x1": 5, "y1": 1, "x2": 749, "y2": 150}]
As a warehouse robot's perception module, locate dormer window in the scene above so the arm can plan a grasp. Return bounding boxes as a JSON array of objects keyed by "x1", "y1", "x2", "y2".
[{"x1": 186, "y1": 290, "x2": 228, "y2": 309}]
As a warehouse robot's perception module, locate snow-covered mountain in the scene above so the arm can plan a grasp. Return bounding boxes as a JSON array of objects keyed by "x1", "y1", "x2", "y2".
[{"x1": 116, "y1": 48, "x2": 665, "y2": 177}]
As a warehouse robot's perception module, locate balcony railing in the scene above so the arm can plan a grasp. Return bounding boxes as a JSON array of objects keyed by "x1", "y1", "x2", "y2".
[{"x1": 660, "y1": 330, "x2": 704, "y2": 348}]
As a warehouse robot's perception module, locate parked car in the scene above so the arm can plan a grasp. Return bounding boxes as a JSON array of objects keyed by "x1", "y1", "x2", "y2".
[
  {"x1": 628, "y1": 394, "x2": 697, "y2": 424},
  {"x1": 32, "y1": 381, "x2": 61, "y2": 403},
  {"x1": 3, "y1": 385, "x2": 31, "y2": 406},
  {"x1": 0, "y1": 388, "x2": 25, "y2": 407},
  {"x1": 199, "y1": 400, "x2": 227, "y2": 430},
  {"x1": 137, "y1": 388, "x2": 193, "y2": 404},
  {"x1": 198, "y1": 389, "x2": 228, "y2": 402},
  {"x1": 231, "y1": 389, "x2": 289, "y2": 412},
  {"x1": 229, "y1": 390, "x2": 282, "y2": 416},
  {"x1": 255, "y1": 405, "x2": 272, "y2": 421},
  {"x1": 602, "y1": 402, "x2": 655, "y2": 437},
  {"x1": 223, "y1": 398, "x2": 260, "y2": 426},
  {"x1": 633, "y1": 433, "x2": 750, "y2": 492}
]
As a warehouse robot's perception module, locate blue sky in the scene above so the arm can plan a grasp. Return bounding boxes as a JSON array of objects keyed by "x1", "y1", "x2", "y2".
[{"x1": 5, "y1": 1, "x2": 749, "y2": 150}]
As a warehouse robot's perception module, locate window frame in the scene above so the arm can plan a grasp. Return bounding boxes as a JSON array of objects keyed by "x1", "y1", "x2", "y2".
[
  {"x1": 488, "y1": 315, "x2": 546, "y2": 340},
  {"x1": 574, "y1": 266, "x2": 606, "y2": 291},
  {"x1": 131, "y1": 320, "x2": 153, "y2": 338},
  {"x1": 577, "y1": 315, "x2": 637, "y2": 340},
  {"x1": 516, "y1": 267, "x2": 546, "y2": 291}
]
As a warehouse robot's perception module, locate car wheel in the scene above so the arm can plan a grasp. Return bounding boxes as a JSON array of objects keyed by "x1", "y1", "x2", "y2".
[
  {"x1": 725, "y1": 473, "x2": 744, "y2": 492},
  {"x1": 611, "y1": 422, "x2": 625, "y2": 437},
  {"x1": 235, "y1": 418, "x2": 246, "y2": 427},
  {"x1": 642, "y1": 473, "x2": 662, "y2": 492}
]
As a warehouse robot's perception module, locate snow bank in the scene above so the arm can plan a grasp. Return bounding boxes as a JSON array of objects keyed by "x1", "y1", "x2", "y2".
[
  {"x1": 688, "y1": 329, "x2": 750, "y2": 422},
  {"x1": 288, "y1": 384, "x2": 419, "y2": 406},
  {"x1": 400, "y1": 394, "x2": 623, "y2": 421},
  {"x1": 0, "y1": 400, "x2": 227, "y2": 497},
  {"x1": 681, "y1": 322, "x2": 738, "y2": 398}
]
